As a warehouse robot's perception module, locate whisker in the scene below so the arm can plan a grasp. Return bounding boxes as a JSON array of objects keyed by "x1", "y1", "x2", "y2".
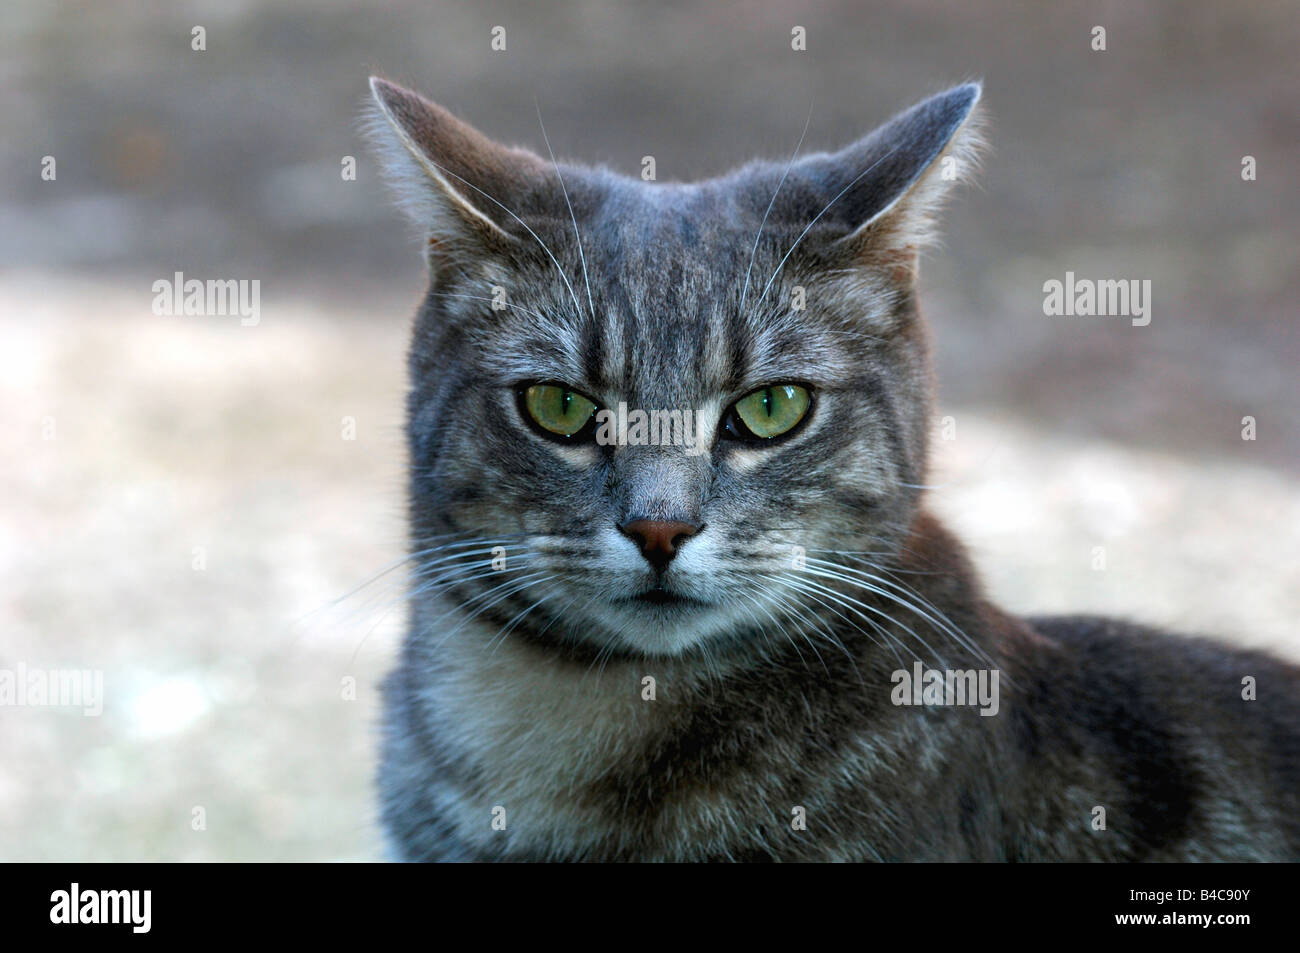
[
  {"x1": 407, "y1": 556, "x2": 548, "y2": 603},
  {"x1": 751, "y1": 144, "x2": 901, "y2": 315},
  {"x1": 739, "y1": 99, "x2": 815, "y2": 312},
  {"x1": 406, "y1": 148, "x2": 587, "y2": 320},
  {"x1": 764, "y1": 585, "x2": 869, "y2": 683},
  {"x1": 486, "y1": 581, "x2": 561, "y2": 654},
  {"x1": 797, "y1": 560, "x2": 1000, "y2": 676},
  {"x1": 767, "y1": 572, "x2": 912, "y2": 669},
  {"x1": 426, "y1": 572, "x2": 556, "y2": 652},
  {"x1": 778, "y1": 571, "x2": 941, "y2": 666},
  {"x1": 804, "y1": 558, "x2": 994, "y2": 667},
  {"x1": 535, "y1": 99, "x2": 596, "y2": 321}
]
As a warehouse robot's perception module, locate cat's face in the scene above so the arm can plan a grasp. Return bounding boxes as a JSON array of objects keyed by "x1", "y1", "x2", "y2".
[{"x1": 372, "y1": 79, "x2": 981, "y2": 657}]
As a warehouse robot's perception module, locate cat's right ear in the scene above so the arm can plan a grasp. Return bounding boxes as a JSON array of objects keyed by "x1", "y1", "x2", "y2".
[{"x1": 366, "y1": 77, "x2": 544, "y2": 264}]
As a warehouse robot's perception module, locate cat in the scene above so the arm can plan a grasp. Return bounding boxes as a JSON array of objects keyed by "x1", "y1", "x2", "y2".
[{"x1": 366, "y1": 76, "x2": 1300, "y2": 861}]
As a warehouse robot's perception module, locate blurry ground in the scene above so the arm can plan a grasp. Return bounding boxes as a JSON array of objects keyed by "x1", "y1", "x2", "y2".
[
  {"x1": 1, "y1": 0, "x2": 1297, "y2": 860},
  {"x1": 1, "y1": 275, "x2": 408, "y2": 860}
]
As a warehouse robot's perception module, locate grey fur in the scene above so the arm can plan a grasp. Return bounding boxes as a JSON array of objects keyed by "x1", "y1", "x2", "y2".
[{"x1": 367, "y1": 78, "x2": 1300, "y2": 861}]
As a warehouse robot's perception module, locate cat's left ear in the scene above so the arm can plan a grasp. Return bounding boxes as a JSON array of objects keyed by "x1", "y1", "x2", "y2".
[{"x1": 812, "y1": 83, "x2": 985, "y2": 278}]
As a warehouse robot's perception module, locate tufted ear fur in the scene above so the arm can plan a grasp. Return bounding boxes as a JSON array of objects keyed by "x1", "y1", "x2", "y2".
[
  {"x1": 366, "y1": 77, "x2": 548, "y2": 264},
  {"x1": 793, "y1": 83, "x2": 985, "y2": 280}
]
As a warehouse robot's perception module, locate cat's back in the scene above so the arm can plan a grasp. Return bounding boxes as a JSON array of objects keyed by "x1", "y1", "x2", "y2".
[{"x1": 1011, "y1": 614, "x2": 1300, "y2": 860}]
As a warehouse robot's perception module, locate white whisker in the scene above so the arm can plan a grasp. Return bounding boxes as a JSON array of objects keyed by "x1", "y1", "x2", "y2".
[
  {"x1": 739, "y1": 100, "x2": 814, "y2": 312},
  {"x1": 535, "y1": 99, "x2": 596, "y2": 322}
]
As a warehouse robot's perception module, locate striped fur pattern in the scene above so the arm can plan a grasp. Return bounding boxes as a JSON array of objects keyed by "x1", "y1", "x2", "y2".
[{"x1": 367, "y1": 78, "x2": 1300, "y2": 861}]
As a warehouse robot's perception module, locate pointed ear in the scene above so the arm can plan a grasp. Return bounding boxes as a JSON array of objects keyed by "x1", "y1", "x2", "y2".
[
  {"x1": 366, "y1": 77, "x2": 546, "y2": 263},
  {"x1": 807, "y1": 83, "x2": 984, "y2": 279}
]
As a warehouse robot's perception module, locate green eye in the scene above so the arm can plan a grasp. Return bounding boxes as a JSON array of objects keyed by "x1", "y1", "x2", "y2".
[
  {"x1": 520, "y1": 383, "x2": 598, "y2": 439},
  {"x1": 727, "y1": 384, "x2": 812, "y2": 441}
]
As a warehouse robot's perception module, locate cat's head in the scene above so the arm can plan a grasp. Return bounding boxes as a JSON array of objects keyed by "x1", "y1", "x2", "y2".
[{"x1": 368, "y1": 77, "x2": 982, "y2": 658}]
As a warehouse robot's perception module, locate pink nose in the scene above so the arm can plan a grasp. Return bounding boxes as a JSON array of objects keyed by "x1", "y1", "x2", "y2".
[{"x1": 618, "y1": 519, "x2": 702, "y2": 570}]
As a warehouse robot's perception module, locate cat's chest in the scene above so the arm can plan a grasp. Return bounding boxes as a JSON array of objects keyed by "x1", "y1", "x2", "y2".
[
  {"x1": 396, "y1": 619, "x2": 970, "y2": 860},
  {"x1": 434, "y1": 632, "x2": 654, "y2": 776},
  {"x1": 423, "y1": 629, "x2": 678, "y2": 855}
]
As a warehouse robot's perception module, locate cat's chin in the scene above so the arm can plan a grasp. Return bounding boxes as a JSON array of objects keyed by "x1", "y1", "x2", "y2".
[
  {"x1": 622, "y1": 586, "x2": 709, "y2": 608},
  {"x1": 575, "y1": 594, "x2": 746, "y2": 658}
]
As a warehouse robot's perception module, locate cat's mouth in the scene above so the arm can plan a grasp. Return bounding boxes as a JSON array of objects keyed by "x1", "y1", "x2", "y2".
[{"x1": 626, "y1": 584, "x2": 706, "y2": 608}]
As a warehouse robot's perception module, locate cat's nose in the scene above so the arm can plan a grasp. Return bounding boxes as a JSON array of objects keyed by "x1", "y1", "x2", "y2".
[{"x1": 618, "y1": 519, "x2": 702, "y2": 571}]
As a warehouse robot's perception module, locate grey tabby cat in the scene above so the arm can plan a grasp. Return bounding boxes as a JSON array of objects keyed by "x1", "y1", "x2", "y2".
[{"x1": 367, "y1": 76, "x2": 1300, "y2": 862}]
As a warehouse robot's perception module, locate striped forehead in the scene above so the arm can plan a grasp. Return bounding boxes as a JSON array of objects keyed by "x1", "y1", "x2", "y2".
[
  {"x1": 581, "y1": 204, "x2": 772, "y2": 398},
  {"x1": 479, "y1": 190, "x2": 859, "y2": 399}
]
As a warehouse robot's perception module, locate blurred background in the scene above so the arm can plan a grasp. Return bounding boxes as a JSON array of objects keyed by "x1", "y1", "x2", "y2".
[{"x1": 2, "y1": 0, "x2": 1297, "y2": 860}]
